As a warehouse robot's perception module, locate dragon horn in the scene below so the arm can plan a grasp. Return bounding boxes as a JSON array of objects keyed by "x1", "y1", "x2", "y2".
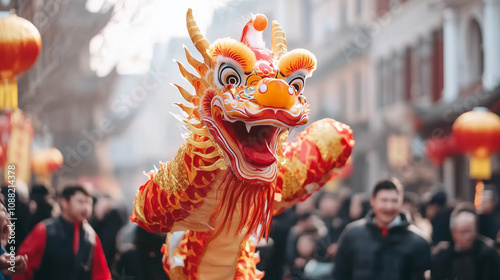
[
  {"x1": 186, "y1": 9, "x2": 211, "y2": 66},
  {"x1": 272, "y1": 20, "x2": 287, "y2": 59}
]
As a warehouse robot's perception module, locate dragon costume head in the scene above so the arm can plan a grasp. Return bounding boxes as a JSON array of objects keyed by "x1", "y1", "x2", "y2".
[{"x1": 178, "y1": 9, "x2": 317, "y2": 183}]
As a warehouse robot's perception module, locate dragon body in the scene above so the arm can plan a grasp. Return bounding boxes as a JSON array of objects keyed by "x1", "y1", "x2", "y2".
[{"x1": 131, "y1": 9, "x2": 354, "y2": 280}]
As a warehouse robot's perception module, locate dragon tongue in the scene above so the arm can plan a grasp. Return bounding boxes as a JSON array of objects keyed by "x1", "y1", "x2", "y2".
[
  {"x1": 242, "y1": 140, "x2": 276, "y2": 166},
  {"x1": 231, "y1": 121, "x2": 277, "y2": 167}
]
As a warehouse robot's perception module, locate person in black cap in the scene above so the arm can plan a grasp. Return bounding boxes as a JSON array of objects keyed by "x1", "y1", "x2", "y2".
[{"x1": 425, "y1": 190, "x2": 453, "y2": 245}]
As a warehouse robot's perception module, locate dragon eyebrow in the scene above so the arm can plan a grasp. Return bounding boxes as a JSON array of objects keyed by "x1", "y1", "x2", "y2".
[
  {"x1": 209, "y1": 38, "x2": 257, "y2": 73},
  {"x1": 277, "y1": 49, "x2": 317, "y2": 77}
]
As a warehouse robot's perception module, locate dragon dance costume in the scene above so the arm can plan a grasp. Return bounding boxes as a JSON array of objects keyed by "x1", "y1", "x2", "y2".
[{"x1": 131, "y1": 9, "x2": 354, "y2": 280}]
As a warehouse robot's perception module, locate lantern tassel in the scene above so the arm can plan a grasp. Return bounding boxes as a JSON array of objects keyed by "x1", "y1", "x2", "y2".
[
  {"x1": 0, "y1": 76, "x2": 18, "y2": 110},
  {"x1": 469, "y1": 155, "x2": 491, "y2": 179},
  {"x1": 474, "y1": 180, "x2": 484, "y2": 210}
]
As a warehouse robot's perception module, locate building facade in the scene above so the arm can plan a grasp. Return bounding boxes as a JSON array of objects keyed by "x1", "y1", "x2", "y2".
[{"x1": 305, "y1": 0, "x2": 500, "y2": 198}]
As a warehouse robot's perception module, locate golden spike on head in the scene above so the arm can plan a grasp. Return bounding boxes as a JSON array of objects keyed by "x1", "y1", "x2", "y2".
[
  {"x1": 175, "y1": 103, "x2": 195, "y2": 116},
  {"x1": 272, "y1": 20, "x2": 287, "y2": 59},
  {"x1": 184, "y1": 47, "x2": 208, "y2": 77},
  {"x1": 187, "y1": 9, "x2": 212, "y2": 67},
  {"x1": 175, "y1": 61, "x2": 208, "y2": 96},
  {"x1": 172, "y1": 84, "x2": 196, "y2": 104}
]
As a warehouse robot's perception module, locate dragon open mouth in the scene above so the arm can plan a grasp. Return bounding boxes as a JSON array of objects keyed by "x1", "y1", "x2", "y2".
[
  {"x1": 204, "y1": 90, "x2": 308, "y2": 182},
  {"x1": 221, "y1": 120, "x2": 280, "y2": 167}
]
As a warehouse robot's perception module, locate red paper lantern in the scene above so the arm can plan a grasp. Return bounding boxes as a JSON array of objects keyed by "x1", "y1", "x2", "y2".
[
  {"x1": 452, "y1": 107, "x2": 500, "y2": 208},
  {"x1": 0, "y1": 11, "x2": 42, "y2": 109},
  {"x1": 453, "y1": 108, "x2": 500, "y2": 159}
]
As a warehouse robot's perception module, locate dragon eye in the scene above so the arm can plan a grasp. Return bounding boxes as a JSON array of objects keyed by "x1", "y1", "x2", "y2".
[
  {"x1": 218, "y1": 64, "x2": 243, "y2": 87},
  {"x1": 288, "y1": 75, "x2": 305, "y2": 93}
]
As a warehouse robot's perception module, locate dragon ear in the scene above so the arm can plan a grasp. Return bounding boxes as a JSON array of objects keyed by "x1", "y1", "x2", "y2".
[
  {"x1": 272, "y1": 20, "x2": 287, "y2": 60},
  {"x1": 186, "y1": 9, "x2": 212, "y2": 66}
]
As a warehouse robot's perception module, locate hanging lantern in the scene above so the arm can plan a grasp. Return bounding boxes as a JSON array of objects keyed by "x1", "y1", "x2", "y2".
[
  {"x1": 452, "y1": 107, "x2": 500, "y2": 208},
  {"x1": 0, "y1": 10, "x2": 42, "y2": 109},
  {"x1": 452, "y1": 107, "x2": 500, "y2": 179}
]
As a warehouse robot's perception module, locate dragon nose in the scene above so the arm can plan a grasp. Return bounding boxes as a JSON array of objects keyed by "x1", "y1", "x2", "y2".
[{"x1": 254, "y1": 78, "x2": 297, "y2": 109}]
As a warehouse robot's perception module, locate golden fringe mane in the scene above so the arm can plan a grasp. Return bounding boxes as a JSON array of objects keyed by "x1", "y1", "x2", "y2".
[{"x1": 209, "y1": 173, "x2": 275, "y2": 241}]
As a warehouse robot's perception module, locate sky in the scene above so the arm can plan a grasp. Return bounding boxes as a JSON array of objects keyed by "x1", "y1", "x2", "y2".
[{"x1": 86, "y1": 0, "x2": 233, "y2": 76}]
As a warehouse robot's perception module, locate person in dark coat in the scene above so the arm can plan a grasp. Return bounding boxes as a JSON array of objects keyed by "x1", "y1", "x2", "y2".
[
  {"x1": 425, "y1": 190, "x2": 453, "y2": 245},
  {"x1": 0, "y1": 197, "x2": 27, "y2": 279},
  {"x1": 90, "y1": 196, "x2": 126, "y2": 268},
  {"x1": 1, "y1": 185, "x2": 30, "y2": 253},
  {"x1": 263, "y1": 208, "x2": 295, "y2": 280},
  {"x1": 28, "y1": 184, "x2": 56, "y2": 232},
  {"x1": 431, "y1": 202, "x2": 500, "y2": 280},
  {"x1": 478, "y1": 189, "x2": 500, "y2": 241},
  {"x1": 112, "y1": 225, "x2": 168, "y2": 280},
  {"x1": 333, "y1": 178, "x2": 431, "y2": 280}
]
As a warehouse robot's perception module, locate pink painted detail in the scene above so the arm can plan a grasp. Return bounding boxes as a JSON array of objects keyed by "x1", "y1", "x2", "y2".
[{"x1": 255, "y1": 60, "x2": 277, "y2": 78}]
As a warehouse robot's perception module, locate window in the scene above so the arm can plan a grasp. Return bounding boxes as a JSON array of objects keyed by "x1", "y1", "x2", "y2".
[
  {"x1": 404, "y1": 47, "x2": 413, "y2": 101},
  {"x1": 392, "y1": 52, "x2": 403, "y2": 103},
  {"x1": 431, "y1": 29, "x2": 444, "y2": 103},
  {"x1": 384, "y1": 58, "x2": 393, "y2": 105},
  {"x1": 467, "y1": 19, "x2": 483, "y2": 86},
  {"x1": 418, "y1": 38, "x2": 432, "y2": 99},
  {"x1": 355, "y1": 72, "x2": 363, "y2": 112}
]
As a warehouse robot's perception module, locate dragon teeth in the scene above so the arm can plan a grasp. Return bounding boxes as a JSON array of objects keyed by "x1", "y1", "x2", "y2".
[{"x1": 245, "y1": 123, "x2": 252, "y2": 133}]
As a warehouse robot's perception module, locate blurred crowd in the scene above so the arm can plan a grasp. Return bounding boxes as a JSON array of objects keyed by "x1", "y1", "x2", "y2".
[
  {"x1": 0, "y1": 183, "x2": 167, "y2": 280},
  {"x1": 263, "y1": 182, "x2": 500, "y2": 280},
  {"x1": 0, "y1": 179, "x2": 498, "y2": 280}
]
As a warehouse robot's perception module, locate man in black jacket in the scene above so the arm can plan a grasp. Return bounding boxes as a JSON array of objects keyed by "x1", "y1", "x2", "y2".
[
  {"x1": 431, "y1": 203, "x2": 500, "y2": 280},
  {"x1": 333, "y1": 178, "x2": 431, "y2": 280}
]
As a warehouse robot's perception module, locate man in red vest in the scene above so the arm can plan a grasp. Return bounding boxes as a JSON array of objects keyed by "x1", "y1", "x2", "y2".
[{"x1": 14, "y1": 184, "x2": 110, "y2": 280}]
